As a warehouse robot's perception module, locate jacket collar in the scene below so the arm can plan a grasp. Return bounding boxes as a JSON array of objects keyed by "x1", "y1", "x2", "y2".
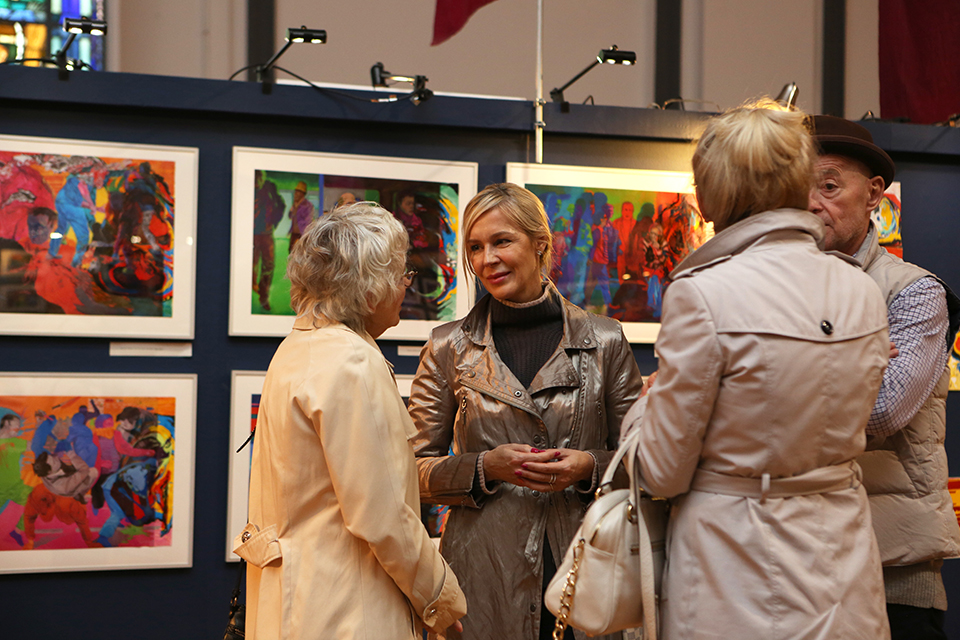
[
  {"x1": 671, "y1": 209, "x2": 826, "y2": 281},
  {"x1": 293, "y1": 314, "x2": 388, "y2": 367},
  {"x1": 460, "y1": 281, "x2": 598, "y2": 351},
  {"x1": 852, "y1": 220, "x2": 885, "y2": 271}
]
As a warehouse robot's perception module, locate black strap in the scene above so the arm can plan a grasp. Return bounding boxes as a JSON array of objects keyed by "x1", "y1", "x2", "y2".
[{"x1": 230, "y1": 559, "x2": 246, "y2": 615}]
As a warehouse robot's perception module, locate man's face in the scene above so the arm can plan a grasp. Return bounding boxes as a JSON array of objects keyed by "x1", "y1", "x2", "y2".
[
  {"x1": 293, "y1": 188, "x2": 305, "y2": 205},
  {"x1": 809, "y1": 154, "x2": 885, "y2": 255}
]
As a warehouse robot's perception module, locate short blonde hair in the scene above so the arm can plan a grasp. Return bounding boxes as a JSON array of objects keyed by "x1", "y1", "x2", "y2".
[
  {"x1": 461, "y1": 183, "x2": 552, "y2": 276},
  {"x1": 287, "y1": 202, "x2": 408, "y2": 333},
  {"x1": 692, "y1": 98, "x2": 815, "y2": 231}
]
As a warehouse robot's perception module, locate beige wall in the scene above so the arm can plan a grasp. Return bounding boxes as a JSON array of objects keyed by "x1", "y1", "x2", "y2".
[
  {"x1": 115, "y1": 0, "x2": 245, "y2": 80},
  {"x1": 112, "y1": 0, "x2": 880, "y2": 116},
  {"x1": 273, "y1": 0, "x2": 656, "y2": 106}
]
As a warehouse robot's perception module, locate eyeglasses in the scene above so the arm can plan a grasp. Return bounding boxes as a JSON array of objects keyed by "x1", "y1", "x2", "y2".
[{"x1": 402, "y1": 269, "x2": 418, "y2": 287}]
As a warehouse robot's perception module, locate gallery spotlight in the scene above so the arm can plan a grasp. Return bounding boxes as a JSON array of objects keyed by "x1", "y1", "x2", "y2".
[
  {"x1": 256, "y1": 25, "x2": 327, "y2": 93},
  {"x1": 370, "y1": 62, "x2": 433, "y2": 105},
  {"x1": 550, "y1": 45, "x2": 636, "y2": 106},
  {"x1": 55, "y1": 16, "x2": 108, "y2": 78}
]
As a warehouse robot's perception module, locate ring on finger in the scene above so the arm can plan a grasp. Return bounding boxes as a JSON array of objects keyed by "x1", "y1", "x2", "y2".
[{"x1": 549, "y1": 473, "x2": 557, "y2": 485}]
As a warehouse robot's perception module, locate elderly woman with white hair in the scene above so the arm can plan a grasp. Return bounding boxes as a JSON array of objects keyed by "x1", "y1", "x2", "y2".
[
  {"x1": 236, "y1": 202, "x2": 466, "y2": 640},
  {"x1": 622, "y1": 101, "x2": 892, "y2": 638}
]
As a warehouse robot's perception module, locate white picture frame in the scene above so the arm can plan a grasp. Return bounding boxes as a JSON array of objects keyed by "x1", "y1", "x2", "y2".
[{"x1": 229, "y1": 147, "x2": 477, "y2": 340}]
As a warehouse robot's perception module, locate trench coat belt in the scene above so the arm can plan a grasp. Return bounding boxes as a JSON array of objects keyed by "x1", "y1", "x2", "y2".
[{"x1": 690, "y1": 461, "x2": 861, "y2": 503}]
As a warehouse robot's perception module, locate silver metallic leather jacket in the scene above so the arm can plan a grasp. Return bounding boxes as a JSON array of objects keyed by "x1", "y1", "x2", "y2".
[{"x1": 409, "y1": 284, "x2": 643, "y2": 640}]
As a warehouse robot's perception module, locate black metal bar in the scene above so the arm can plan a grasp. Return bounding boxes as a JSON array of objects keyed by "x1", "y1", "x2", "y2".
[
  {"x1": 822, "y1": 0, "x2": 846, "y2": 116},
  {"x1": 655, "y1": 0, "x2": 682, "y2": 108},
  {"x1": 551, "y1": 60, "x2": 600, "y2": 103},
  {"x1": 247, "y1": 0, "x2": 276, "y2": 82}
]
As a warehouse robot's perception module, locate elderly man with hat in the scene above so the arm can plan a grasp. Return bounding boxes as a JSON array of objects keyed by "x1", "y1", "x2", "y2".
[
  {"x1": 810, "y1": 115, "x2": 960, "y2": 640},
  {"x1": 288, "y1": 180, "x2": 316, "y2": 253}
]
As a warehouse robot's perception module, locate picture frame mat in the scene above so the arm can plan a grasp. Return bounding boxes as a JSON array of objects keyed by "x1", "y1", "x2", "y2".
[
  {"x1": 229, "y1": 147, "x2": 478, "y2": 339},
  {"x1": 0, "y1": 134, "x2": 198, "y2": 339},
  {"x1": 506, "y1": 162, "x2": 698, "y2": 344},
  {"x1": 0, "y1": 372, "x2": 197, "y2": 573}
]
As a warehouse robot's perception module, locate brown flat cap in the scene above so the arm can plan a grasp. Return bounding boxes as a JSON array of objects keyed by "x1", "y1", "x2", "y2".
[{"x1": 811, "y1": 115, "x2": 896, "y2": 189}]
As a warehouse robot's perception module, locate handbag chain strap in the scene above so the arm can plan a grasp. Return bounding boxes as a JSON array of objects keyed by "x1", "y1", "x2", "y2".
[{"x1": 552, "y1": 538, "x2": 586, "y2": 640}]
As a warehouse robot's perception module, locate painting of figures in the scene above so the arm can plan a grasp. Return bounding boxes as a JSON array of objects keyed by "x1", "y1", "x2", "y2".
[
  {"x1": 251, "y1": 170, "x2": 459, "y2": 321},
  {"x1": 507, "y1": 163, "x2": 709, "y2": 343},
  {"x1": 0, "y1": 373, "x2": 195, "y2": 573},
  {"x1": 0, "y1": 135, "x2": 197, "y2": 338},
  {"x1": 231, "y1": 148, "x2": 477, "y2": 339}
]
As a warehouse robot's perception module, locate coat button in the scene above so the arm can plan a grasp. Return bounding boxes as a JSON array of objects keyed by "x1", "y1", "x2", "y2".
[
  {"x1": 514, "y1": 390, "x2": 522, "y2": 397},
  {"x1": 241, "y1": 531, "x2": 251, "y2": 542},
  {"x1": 532, "y1": 490, "x2": 540, "y2": 497},
  {"x1": 820, "y1": 320, "x2": 834, "y2": 335},
  {"x1": 533, "y1": 435, "x2": 543, "y2": 444},
  {"x1": 530, "y1": 603, "x2": 538, "y2": 613},
  {"x1": 583, "y1": 337, "x2": 591, "y2": 345},
  {"x1": 428, "y1": 607, "x2": 437, "y2": 617},
  {"x1": 467, "y1": 371, "x2": 475, "y2": 377}
]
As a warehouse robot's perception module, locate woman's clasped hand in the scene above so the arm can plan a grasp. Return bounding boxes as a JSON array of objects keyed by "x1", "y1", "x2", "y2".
[{"x1": 483, "y1": 443, "x2": 594, "y2": 492}]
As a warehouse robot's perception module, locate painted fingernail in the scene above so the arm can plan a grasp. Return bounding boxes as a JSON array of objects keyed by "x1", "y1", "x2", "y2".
[
  {"x1": 531, "y1": 448, "x2": 541, "y2": 453},
  {"x1": 554, "y1": 451, "x2": 561, "y2": 457},
  {"x1": 515, "y1": 470, "x2": 523, "y2": 476},
  {"x1": 521, "y1": 463, "x2": 528, "y2": 469}
]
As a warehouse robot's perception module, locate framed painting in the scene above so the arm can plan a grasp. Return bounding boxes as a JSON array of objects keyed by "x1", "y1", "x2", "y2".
[
  {"x1": 226, "y1": 371, "x2": 416, "y2": 561},
  {"x1": 0, "y1": 372, "x2": 197, "y2": 573},
  {"x1": 229, "y1": 147, "x2": 478, "y2": 340},
  {"x1": 0, "y1": 134, "x2": 198, "y2": 338},
  {"x1": 506, "y1": 163, "x2": 710, "y2": 343}
]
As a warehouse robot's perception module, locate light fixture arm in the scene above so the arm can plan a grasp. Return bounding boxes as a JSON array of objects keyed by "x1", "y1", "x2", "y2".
[
  {"x1": 257, "y1": 39, "x2": 294, "y2": 82},
  {"x1": 550, "y1": 59, "x2": 600, "y2": 103},
  {"x1": 54, "y1": 31, "x2": 79, "y2": 71}
]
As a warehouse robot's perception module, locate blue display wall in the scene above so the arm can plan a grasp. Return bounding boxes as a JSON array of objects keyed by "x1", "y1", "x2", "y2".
[{"x1": 0, "y1": 65, "x2": 959, "y2": 638}]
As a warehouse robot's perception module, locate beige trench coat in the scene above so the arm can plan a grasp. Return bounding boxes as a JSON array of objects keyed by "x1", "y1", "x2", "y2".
[
  {"x1": 236, "y1": 316, "x2": 466, "y2": 640},
  {"x1": 409, "y1": 286, "x2": 643, "y2": 640},
  {"x1": 624, "y1": 210, "x2": 891, "y2": 640}
]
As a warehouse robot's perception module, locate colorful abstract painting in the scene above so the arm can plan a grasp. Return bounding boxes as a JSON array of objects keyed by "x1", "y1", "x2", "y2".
[
  {"x1": 508, "y1": 163, "x2": 707, "y2": 343},
  {"x1": 873, "y1": 181, "x2": 902, "y2": 258},
  {"x1": 230, "y1": 148, "x2": 477, "y2": 339},
  {"x1": 0, "y1": 135, "x2": 197, "y2": 338},
  {"x1": 252, "y1": 170, "x2": 459, "y2": 322},
  {"x1": 0, "y1": 373, "x2": 195, "y2": 574},
  {"x1": 0, "y1": 395, "x2": 175, "y2": 553}
]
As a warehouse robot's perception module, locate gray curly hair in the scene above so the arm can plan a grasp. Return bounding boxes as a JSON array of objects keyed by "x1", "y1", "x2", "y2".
[{"x1": 287, "y1": 202, "x2": 409, "y2": 333}]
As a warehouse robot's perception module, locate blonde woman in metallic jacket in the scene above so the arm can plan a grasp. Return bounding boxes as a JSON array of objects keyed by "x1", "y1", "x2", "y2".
[
  {"x1": 408, "y1": 183, "x2": 644, "y2": 640},
  {"x1": 622, "y1": 101, "x2": 891, "y2": 639},
  {"x1": 235, "y1": 203, "x2": 466, "y2": 640}
]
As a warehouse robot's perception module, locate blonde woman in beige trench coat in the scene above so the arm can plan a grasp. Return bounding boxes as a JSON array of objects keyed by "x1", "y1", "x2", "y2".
[
  {"x1": 234, "y1": 203, "x2": 466, "y2": 640},
  {"x1": 623, "y1": 102, "x2": 892, "y2": 640},
  {"x1": 409, "y1": 184, "x2": 644, "y2": 640}
]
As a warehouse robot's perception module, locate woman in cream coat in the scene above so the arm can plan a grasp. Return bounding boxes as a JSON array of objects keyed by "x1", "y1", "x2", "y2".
[
  {"x1": 235, "y1": 203, "x2": 466, "y2": 640},
  {"x1": 624, "y1": 102, "x2": 892, "y2": 639}
]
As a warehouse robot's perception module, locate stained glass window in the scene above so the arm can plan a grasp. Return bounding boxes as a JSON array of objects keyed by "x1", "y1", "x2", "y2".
[{"x1": 0, "y1": 1, "x2": 106, "y2": 70}]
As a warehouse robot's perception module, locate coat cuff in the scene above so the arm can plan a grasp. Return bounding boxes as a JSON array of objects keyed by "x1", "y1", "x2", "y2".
[{"x1": 421, "y1": 560, "x2": 467, "y2": 632}]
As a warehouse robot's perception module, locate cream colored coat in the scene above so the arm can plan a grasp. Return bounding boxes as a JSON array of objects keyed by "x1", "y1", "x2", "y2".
[
  {"x1": 624, "y1": 210, "x2": 891, "y2": 640},
  {"x1": 236, "y1": 316, "x2": 466, "y2": 640}
]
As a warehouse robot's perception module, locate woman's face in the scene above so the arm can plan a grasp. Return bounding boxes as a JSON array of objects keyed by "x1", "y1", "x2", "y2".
[{"x1": 467, "y1": 207, "x2": 544, "y2": 304}]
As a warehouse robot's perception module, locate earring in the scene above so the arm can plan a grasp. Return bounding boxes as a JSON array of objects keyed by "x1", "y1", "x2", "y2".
[{"x1": 537, "y1": 250, "x2": 543, "y2": 256}]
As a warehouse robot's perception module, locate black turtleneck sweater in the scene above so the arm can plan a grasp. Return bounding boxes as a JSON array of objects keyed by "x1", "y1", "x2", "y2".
[{"x1": 489, "y1": 288, "x2": 564, "y2": 389}]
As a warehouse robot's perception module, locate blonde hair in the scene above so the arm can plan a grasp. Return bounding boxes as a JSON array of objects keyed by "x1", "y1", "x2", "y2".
[
  {"x1": 461, "y1": 183, "x2": 552, "y2": 277},
  {"x1": 692, "y1": 98, "x2": 815, "y2": 231},
  {"x1": 287, "y1": 202, "x2": 408, "y2": 333}
]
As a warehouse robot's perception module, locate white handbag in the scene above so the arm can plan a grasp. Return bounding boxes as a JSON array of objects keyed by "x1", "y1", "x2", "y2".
[{"x1": 544, "y1": 427, "x2": 668, "y2": 639}]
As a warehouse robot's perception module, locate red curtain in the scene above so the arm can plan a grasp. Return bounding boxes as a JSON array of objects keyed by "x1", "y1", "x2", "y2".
[
  {"x1": 879, "y1": 0, "x2": 960, "y2": 124},
  {"x1": 432, "y1": 0, "x2": 500, "y2": 46}
]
